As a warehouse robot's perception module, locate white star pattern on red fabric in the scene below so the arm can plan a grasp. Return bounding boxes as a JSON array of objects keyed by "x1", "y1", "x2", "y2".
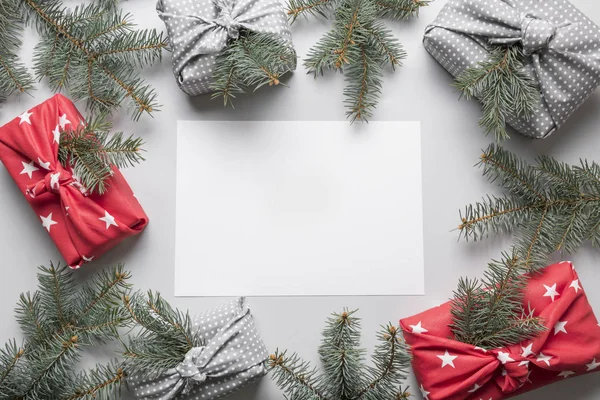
[
  {"x1": 497, "y1": 352, "x2": 514, "y2": 364},
  {"x1": 570, "y1": 279, "x2": 582, "y2": 293},
  {"x1": 59, "y1": 113, "x2": 71, "y2": 129},
  {"x1": 554, "y1": 321, "x2": 568, "y2": 335},
  {"x1": 518, "y1": 360, "x2": 530, "y2": 367},
  {"x1": 20, "y1": 160, "x2": 39, "y2": 179},
  {"x1": 474, "y1": 346, "x2": 487, "y2": 352},
  {"x1": 419, "y1": 384, "x2": 430, "y2": 400},
  {"x1": 82, "y1": 255, "x2": 94, "y2": 262},
  {"x1": 437, "y1": 350, "x2": 457, "y2": 368},
  {"x1": 543, "y1": 283, "x2": 560, "y2": 302},
  {"x1": 467, "y1": 383, "x2": 481, "y2": 393},
  {"x1": 49, "y1": 172, "x2": 60, "y2": 191},
  {"x1": 52, "y1": 125, "x2": 61, "y2": 144},
  {"x1": 558, "y1": 371, "x2": 575, "y2": 378},
  {"x1": 586, "y1": 358, "x2": 600, "y2": 371},
  {"x1": 19, "y1": 111, "x2": 33, "y2": 125},
  {"x1": 521, "y1": 343, "x2": 535, "y2": 357},
  {"x1": 536, "y1": 352, "x2": 552, "y2": 366},
  {"x1": 40, "y1": 213, "x2": 57, "y2": 232},
  {"x1": 37, "y1": 157, "x2": 51, "y2": 170},
  {"x1": 99, "y1": 210, "x2": 118, "y2": 229},
  {"x1": 410, "y1": 321, "x2": 428, "y2": 334}
]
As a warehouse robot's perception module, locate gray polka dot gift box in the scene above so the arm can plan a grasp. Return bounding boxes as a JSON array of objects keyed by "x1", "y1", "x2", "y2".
[
  {"x1": 424, "y1": 0, "x2": 600, "y2": 139},
  {"x1": 156, "y1": 0, "x2": 295, "y2": 97},
  {"x1": 127, "y1": 298, "x2": 268, "y2": 400}
]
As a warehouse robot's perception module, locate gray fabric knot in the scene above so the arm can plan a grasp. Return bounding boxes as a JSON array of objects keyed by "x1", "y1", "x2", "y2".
[
  {"x1": 215, "y1": 11, "x2": 240, "y2": 39},
  {"x1": 520, "y1": 15, "x2": 557, "y2": 55},
  {"x1": 176, "y1": 347, "x2": 207, "y2": 394}
]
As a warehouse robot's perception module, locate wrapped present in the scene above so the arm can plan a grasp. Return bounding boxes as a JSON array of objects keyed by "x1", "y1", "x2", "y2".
[
  {"x1": 157, "y1": 0, "x2": 294, "y2": 96},
  {"x1": 400, "y1": 261, "x2": 600, "y2": 400},
  {"x1": 424, "y1": 0, "x2": 600, "y2": 139},
  {"x1": 127, "y1": 297, "x2": 268, "y2": 400},
  {"x1": 0, "y1": 94, "x2": 148, "y2": 269}
]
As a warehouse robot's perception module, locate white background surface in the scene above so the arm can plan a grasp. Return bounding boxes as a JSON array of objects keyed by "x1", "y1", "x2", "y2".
[
  {"x1": 175, "y1": 121, "x2": 424, "y2": 296},
  {"x1": 0, "y1": 0, "x2": 600, "y2": 399}
]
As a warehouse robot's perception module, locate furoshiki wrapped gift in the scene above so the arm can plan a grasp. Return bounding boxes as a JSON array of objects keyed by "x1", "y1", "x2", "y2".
[
  {"x1": 400, "y1": 261, "x2": 600, "y2": 400},
  {"x1": 424, "y1": 0, "x2": 600, "y2": 138},
  {"x1": 0, "y1": 94, "x2": 148, "y2": 269}
]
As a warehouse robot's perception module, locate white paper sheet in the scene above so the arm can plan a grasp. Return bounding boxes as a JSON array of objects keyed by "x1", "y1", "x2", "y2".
[{"x1": 175, "y1": 121, "x2": 424, "y2": 296}]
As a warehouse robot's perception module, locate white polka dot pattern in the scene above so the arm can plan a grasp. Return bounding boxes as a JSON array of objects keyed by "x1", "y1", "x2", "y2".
[
  {"x1": 127, "y1": 298, "x2": 268, "y2": 400},
  {"x1": 157, "y1": 0, "x2": 293, "y2": 96},
  {"x1": 423, "y1": 0, "x2": 600, "y2": 139}
]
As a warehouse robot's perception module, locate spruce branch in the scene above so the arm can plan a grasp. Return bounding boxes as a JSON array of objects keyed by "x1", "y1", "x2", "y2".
[
  {"x1": 0, "y1": 0, "x2": 35, "y2": 105},
  {"x1": 5, "y1": 0, "x2": 167, "y2": 120},
  {"x1": 0, "y1": 263, "x2": 133, "y2": 400},
  {"x1": 121, "y1": 291, "x2": 200, "y2": 378},
  {"x1": 454, "y1": 45, "x2": 539, "y2": 140},
  {"x1": 458, "y1": 144, "x2": 600, "y2": 270},
  {"x1": 211, "y1": 31, "x2": 297, "y2": 107},
  {"x1": 269, "y1": 310, "x2": 410, "y2": 400},
  {"x1": 58, "y1": 114, "x2": 145, "y2": 195},
  {"x1": 450, "y1": 252, "x2": 546, "y2": 349},
  {"x1": 298, "y1": 0, "x2": 419, "y2": 121}
]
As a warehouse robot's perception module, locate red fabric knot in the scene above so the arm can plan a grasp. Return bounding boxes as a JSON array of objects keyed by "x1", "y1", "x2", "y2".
[
  {"x1": 26, "y1": 169, "x2": 76, "y2": 198},
  {"x1": 492, "y1": 349, "x2": 530, "y2": 393}
]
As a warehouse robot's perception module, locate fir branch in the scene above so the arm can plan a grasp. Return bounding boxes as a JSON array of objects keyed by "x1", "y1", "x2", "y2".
[
  {"x1": 0, "y1": 340, "x2": 25, "y2": 394},
  {"x1": 121, "y1": 291, "x2": 200, "y2": 378},
  {"x1": 268, "y1": 351, "x2": 328, "y2": 400},
  {"x1": 319, "y1": 310, "x2": 365, "y2": 398},
  {"x1": 375, "y1": 0, "x2": 428, "y2": 20},
  {"x1": 211, "y1": 31, "x2": 297, "y2": 106},
  {"x1": 449, "y1": 252, "x2": 546, "y2": 349},
  {"x1": 458, "y1": 144, "x2": 600, "y2": 270},
  {"x1": 0, "y1": 0, "x2": 35, "y2": 102},
  {"x1": 58, "y1": 114, "x2": 145, "y2": 195},
  {"x1": 287, "y1": 0, "x2": 338, "y2": 21},
  {"x1": 300, "y1": 0, "x2": 424, "y2": 121},
  {"x1": 21, "y1": 0, "x2": 166, "y2": 120},
  {"x1": 15, "y1": 292, "x2": 47, "y2": 344},
  {"x1": 454, "y1": 45, "x2": 539, "y2": 140},
  {"x1": 269, "y1": 310, "x2": 410, "y2": 400},
  {"x1": 356, "y1": 325, "x2": 409, "y2": 400},
  {"x1": 64, "y1": 361, "x2": 125, "y2": 400}
]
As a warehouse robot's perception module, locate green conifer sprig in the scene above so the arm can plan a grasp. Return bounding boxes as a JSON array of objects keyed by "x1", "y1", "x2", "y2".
[
  {"x1": 58, "y1": 114, "x2": 145, "y2": 195},
  {"x1": 211, "y1": 31, "x2": 297, "y2": 106},
  {"x1": 293, "y1": 0, "x2": 426, "y2": 121},
  {"x1": 0, "y1": 263, "x2": 132, "y2": 400},
  {"x1": 0, "y1": 0, "x2": 35, "y2": 107},
  {"x1": 269, "y1": 309, "x2": 411, "y2": 400},
  {"x1": 450, "y1": 252, "x2": 546, "y2": 349},
  {"x1": 458, "y1": 144, "x2": 600, "y2": 270},
  {"x1": 0, "y1": 0, "x2": 166, "y2": 120},
  {"x1": 121, "y1": 291, "x2": 201, "y2": 378},
  {"x1": 454, "y1": 46, "x2": 539, "y2": 141}
]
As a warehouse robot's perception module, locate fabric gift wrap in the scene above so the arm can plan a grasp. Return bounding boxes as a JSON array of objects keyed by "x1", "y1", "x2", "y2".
[
  {"x1": 400, "y1": 261, "x2": 600, "y2": 400},
  {"x1": 128, "y1": 297, "x2": 268, "y2": 400},
  {"x1": 0, "y1": 94, "x2": 148, "y2": 269},
  {"x1": 424, "y1": 0, "x2": 600, "y2": 139},
  {"x1": 157, "y1": 0, "x2": 293, "y2": 96}
]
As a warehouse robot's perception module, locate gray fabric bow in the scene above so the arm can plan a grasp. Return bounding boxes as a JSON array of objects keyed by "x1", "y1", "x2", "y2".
[
  {"x1": 127, "y1": 298, "x2": 268, "y2": 400},
  {"x1": 424, "y1": 0, "x2": 600, "y2": 138},
  {"x1": 157, "y1": 0, "x2": 292, "y2": 95}
]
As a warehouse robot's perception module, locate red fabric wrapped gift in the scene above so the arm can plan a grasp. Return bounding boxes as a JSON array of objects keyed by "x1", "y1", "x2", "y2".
[
  {"x1": 0, "y1": 94, "x2": 148, "y2": 269},
  {"x1": 400, "y1": 261, "x2": 600, "y2": 400}
]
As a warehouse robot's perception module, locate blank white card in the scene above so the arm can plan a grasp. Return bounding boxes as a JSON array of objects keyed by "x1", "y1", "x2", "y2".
[{"x1": 175, "y1": 121, "x2": 424, "y2": 296}]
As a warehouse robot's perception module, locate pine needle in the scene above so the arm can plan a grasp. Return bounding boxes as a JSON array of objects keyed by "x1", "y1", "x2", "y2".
[
  {"x1": 454, "y1": 46, "x2": 540, "y2": 140},
  {"x1": 268, "y1": 309, "x2": 410, "y2": 400}
]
